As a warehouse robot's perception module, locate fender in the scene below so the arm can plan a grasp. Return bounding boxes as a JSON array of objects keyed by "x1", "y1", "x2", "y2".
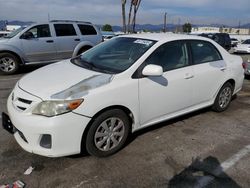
[
  {"x1": 72, "y1": 41, "x2": 95, "y2": 58},
  {"x1": 0, "y1": 44, "x2": 25, "y2": 64}
]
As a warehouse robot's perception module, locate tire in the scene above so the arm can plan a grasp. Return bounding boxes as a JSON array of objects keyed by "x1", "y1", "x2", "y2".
[
  {"x1": 77, "y1": 46, "x2": 92, "y2": 56},
  {"x1": 85, "y1": 109, "x2": 130, "y2": 157},
  {"x1": 0, "y1": 53, "x2": 20, "y2": 75},
  {"x1": 212, "y1": 82, "x2": 233, "y2": 112}
]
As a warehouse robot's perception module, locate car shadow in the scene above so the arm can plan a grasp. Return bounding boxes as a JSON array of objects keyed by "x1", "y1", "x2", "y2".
[
  {"x1": 126, "y1": 106, "x2": 211, "y2": 147},
  {"x1": 168, "y1": 156, "x2": 241, "y2": 188}
]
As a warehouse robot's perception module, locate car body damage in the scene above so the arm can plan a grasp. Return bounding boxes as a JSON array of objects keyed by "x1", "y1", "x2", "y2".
[{"x1": 51, "y1": 74, "x2": 113, "y2": 100}]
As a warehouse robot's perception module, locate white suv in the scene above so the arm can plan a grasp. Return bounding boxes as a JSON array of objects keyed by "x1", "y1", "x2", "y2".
[
  {"x1": 0, "y1": 20, "x2": 102, "y2": 74},
  {"x1": 3, "y1": 33, "x2": 244, "y2": 157}
]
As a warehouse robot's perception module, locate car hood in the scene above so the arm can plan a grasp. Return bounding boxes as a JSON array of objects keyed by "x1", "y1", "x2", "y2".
[
  {"x1": 0, "y1": 38, "x2": 9, "y2": 43},
  {"x1": 19, "y1": 60, "x2": 113, "y2": 100}
]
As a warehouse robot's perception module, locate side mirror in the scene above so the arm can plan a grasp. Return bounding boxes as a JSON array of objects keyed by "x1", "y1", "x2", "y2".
[
  {"x1": 142, "y1": 64, "x2": 163, "y2": 77},
  {"x1": 20, "y1": 32, "x2": 34, "y2": 39}
]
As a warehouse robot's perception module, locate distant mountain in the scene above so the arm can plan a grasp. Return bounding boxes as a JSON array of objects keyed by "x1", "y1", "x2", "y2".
[
  {"x1": 1, "y1": 20, "x2": 249, "y2": 32},
  {"x1": 241, "y1": 23, "x2": 250, "y2": 28},
  {"x1": 109, "y1": 24, "x2": 178, "y2": 32}
]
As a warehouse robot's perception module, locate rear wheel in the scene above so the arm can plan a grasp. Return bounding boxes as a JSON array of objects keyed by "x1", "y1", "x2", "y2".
[
  {"x1": 0, "y1": 53, "x2": 20, "y2": 75},
  {"x1": 212, "y1": 82, "x2": 233, "y2": 112},
  {"x1": 85, "y1": 109, "x2": 130, "y2": 157}
]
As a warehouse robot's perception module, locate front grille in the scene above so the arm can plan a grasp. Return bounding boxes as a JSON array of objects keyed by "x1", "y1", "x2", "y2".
[
  {"x1": 13, "y1": 96, "x2": 33, "y2": 112},
  {"x1": 17, "y1": 106, "x2": 26, "y2": 111},
  {"x1": 17, "y1": 98, "x2": 32, "y2": 104}
]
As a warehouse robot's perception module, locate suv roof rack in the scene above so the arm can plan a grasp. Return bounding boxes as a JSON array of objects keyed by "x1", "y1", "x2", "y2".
[{"x1": 50, "y1": 20, "x2": 92, "y2": 24}]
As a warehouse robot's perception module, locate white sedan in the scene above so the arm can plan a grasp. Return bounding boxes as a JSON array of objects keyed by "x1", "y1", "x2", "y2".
[
  {"x1": 234, "y1": 39, "x2": 250, "y2": 54},
  {"x1": 3, "y1": 33, "x2": 244, "y2": 157}
]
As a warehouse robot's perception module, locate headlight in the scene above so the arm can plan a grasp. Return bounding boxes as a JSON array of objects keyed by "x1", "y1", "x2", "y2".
[{"x1": 32, "y1": 99, "x2": 83, "y2": 117}]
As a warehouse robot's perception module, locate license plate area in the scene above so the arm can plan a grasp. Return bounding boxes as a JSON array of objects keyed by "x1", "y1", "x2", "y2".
[{"x1": 2, "y1": 112, "x2": 15, "y2": 134}]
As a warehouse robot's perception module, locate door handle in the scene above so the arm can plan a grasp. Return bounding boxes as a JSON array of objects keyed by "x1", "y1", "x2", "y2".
[
  {"x1": 74, "y1": 38, "x2": 80, "y2": 41},
  {"x1": 220, "y1": 67, "x2": 227, "y2": 71},
  {"x1": 184, "y1": 74, "x2": 194, "y2": 79},
  {"x1": 46, "y1": 40, "x2": 54, "y2": 43}
]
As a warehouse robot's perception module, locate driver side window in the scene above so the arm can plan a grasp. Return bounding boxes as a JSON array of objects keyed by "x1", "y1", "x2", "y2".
[{"x1": 25, "y1": 24, "x2": 51, "y2": 38}]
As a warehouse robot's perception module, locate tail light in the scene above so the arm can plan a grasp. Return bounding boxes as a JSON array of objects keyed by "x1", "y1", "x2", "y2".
[{"x1": 242, "y1": 62, "x2": 246, "y2": 69}]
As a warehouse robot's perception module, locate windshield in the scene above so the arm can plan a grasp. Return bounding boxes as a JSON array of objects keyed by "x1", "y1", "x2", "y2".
[
  {"x1": 242, "y1": 39, "x2": 250, "y2": 44},
  {"x1": 71, "y1": 37, "x2": 156, "y2": 74},
  {"x1": 4, "y1": 27, "x2": 25, "y2": 38}
]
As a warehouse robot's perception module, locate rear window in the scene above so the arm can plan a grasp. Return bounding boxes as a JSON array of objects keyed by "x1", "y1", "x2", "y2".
[
  {"x1": 78, "y1": 24, "x2": 97, "y2": 35},
  {"x1": 190, "y1": 40, "x2": 222, "y2": 64},
  {"x1": 243, "y1": 39, "x2": 250, "y2": 44},
  {"x1": 54, "y1": 24, "x2": 76, "y2": 36}
]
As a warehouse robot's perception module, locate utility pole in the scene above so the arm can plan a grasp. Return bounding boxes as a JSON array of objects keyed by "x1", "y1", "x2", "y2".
[{"x1": 163, "y1": 12, "x2": 167, "y2": 33}]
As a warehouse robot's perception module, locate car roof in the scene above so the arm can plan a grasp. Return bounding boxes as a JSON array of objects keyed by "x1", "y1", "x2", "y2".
[{"x1": 119, "y1": 33, "x2": 212, "y2": 43}]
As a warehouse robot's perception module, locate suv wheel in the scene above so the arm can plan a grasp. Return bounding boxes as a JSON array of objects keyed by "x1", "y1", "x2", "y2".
[
  {"x1": 77, "y1": 46, "x2": 92, "y2": 56},
  {"x1": 0, "y1": 53, "x2": 20, "y2": 75},
  {"x1": 212, "y1": 82, "x2": 233, "y2": 112},
  {"x1": 85, "y1": 109, "x2": 130, "y2": 157}
]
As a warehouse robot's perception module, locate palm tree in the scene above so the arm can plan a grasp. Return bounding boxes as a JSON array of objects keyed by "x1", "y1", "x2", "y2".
[{"x1": 121, "y1": 0, "x2": 127, "y2": 33}]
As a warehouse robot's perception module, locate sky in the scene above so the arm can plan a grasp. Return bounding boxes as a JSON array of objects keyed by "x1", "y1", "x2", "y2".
[{"x1": 0, "y1": 0, "x2": 249, "y2": 26}]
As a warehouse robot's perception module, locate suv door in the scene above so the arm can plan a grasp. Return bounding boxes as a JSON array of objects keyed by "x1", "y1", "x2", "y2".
[
  {"x1": 139, "y1": 40, "x2": 194, "y2": 125},
  {"x1": 189, "y1": 40, "x2": 227, "y2": 104},
  {"x1": 77, "y1": 24, "x2": 101, "y2": 44},
  {"x1": 53, "y1": 23, "x2": 81, "y2": 59},
  {"x1": 20, "y1": 24, "x2": 57, "y2": 62}
]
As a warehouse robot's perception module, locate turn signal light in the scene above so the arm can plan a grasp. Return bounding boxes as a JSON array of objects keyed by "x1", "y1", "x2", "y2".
[{"x1": 68, "y1": 100, "x2": 83, "y2": 110}]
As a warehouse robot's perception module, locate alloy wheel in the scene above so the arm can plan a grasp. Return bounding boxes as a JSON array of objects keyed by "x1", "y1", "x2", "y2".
[
  {"x1": 94, "y1": 117, "x2": 125, "y2": 151},
  {"x1": 0, "y1": 57, "x2": 16, "y2": 72}
]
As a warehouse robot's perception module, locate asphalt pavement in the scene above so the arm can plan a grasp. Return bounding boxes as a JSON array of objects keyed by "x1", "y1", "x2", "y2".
[{"x1": 0, "y1": 55, "x2": 250, "y2": 188}]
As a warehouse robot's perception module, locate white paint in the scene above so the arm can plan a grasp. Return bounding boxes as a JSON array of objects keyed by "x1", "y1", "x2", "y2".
[
  {"x1": 221, "y1": 145, "x2": 250, "y2": 170},
  {"x1": 195, "y1": 145, "x2": 250, "y2": 188}
]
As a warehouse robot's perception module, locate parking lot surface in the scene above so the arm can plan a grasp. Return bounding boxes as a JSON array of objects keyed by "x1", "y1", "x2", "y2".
[{"x1": 0, "y1": 54, "x2": 250, "y2": 187}]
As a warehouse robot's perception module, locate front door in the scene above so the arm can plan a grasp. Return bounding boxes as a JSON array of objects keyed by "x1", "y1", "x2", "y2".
[
  {"x1": 20, "y1": 24, "x2": 57, "y2": 62},
  {"x1": 139, "y1": 40, "x2": 194, "y2": 126}
]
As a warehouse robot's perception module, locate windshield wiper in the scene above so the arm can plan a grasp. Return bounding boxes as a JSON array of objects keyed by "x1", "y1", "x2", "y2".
[{"x1": 72, "y1": 57, "x2": 116, "y2": 74}]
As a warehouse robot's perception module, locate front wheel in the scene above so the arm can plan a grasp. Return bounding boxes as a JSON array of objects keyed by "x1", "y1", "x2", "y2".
[
  {"x1": 0, "y1": 53, "x2": 20, "y2": 75},
  {"x1": 212, "y1": 82, "x2": 233, "y2": 112},
  {"x1": 85, "y1": 109, "x2": 130, "y2": 157}
]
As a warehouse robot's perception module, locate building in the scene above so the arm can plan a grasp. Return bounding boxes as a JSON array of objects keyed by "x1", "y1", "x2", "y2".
[
  {"x1": 191, "y1": 27, "x2": 220, "y2": 34},
  {"x1": 6, "y1": 25, "x2": 21, "y2": 31},
  {"x1": 220, "y1": 27, "x2": 250, "y2": 35}
]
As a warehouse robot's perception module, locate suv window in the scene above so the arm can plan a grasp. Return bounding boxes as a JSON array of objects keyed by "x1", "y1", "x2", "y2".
[
  {"x1": 78, "y1": 24, "x2": 97, "y2": 35},
  {"x1": 54, "y1": 24, "x2": 76, "y2": 36},
  {"x1": 24, "y1": 24, "x2": 51, "y2": 38},
  {"x1": 145, "y1": 41, "x2": 189, "y2": 72},
  {"x1": 190, "y1": 40, "x2": 222, "y2": 64},
  {"x1": 243, "y1": 39, "x2": 250, "y2": 44}
]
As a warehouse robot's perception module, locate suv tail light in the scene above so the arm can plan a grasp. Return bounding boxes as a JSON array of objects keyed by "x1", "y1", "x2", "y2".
[{"x1": 242, "y1": 62, "x2": 246, "y2": 69}]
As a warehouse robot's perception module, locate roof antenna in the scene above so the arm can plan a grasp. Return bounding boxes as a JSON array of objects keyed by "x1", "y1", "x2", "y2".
[{"x1": 48, "y1": 13, "x2": 50, "y2": 22}]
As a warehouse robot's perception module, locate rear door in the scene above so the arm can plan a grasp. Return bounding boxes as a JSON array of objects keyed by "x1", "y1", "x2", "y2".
[
  {"x1": 20, "y1": 24, "x2": 57, "y2": 62},
  {"x1": 189, "y1": 40, "x2": 227, "y2": 104},
  {"x1": 53, "y1": 23, "x2": 81, "y2": 59},
  {"x1": 77, "y1": 24, "x2": 101, "y2": 45}
]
